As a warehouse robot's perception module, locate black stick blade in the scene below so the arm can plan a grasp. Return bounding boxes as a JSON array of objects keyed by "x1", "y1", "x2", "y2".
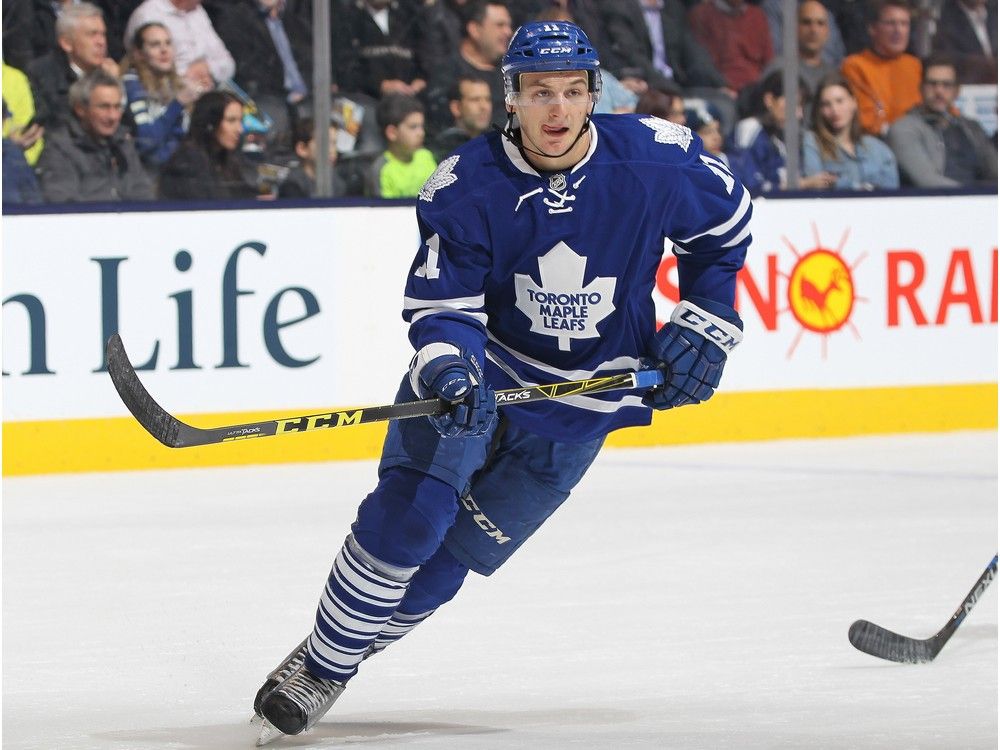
[
  {"x1": 106, "y1": 334, "x2": 185, "y2": 447},
  {"x1": 848, "y1": 619, "x2": 939, "y2": 664}
]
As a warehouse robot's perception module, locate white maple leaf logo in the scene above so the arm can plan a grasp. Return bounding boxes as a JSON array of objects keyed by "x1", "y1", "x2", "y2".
[
  {"x1": 513, "y1": 242, "x2": 616, "y2": 351},
  {"x1": 639, "y1": 117, "x2": 693, "y2": 152},
  {"x1": 419, "y1": 155, "x2": 460, "y2": 202}
]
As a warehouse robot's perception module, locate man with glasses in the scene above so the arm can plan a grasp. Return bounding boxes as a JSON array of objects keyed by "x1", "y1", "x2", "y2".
[
  {"x1": 888, "y1": 54, "x2": 997, "y2": 186},
  {"x1": 841, "y1": 0, "x2": 922, "y2": 135}
]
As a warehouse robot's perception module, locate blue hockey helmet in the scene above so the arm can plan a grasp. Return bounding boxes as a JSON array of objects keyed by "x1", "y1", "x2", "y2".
[{"x1": 501, "y1": 21, "x2": 602, "y2": 106}]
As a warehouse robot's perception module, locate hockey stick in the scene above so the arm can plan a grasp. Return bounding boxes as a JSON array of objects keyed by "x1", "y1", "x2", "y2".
[
  {"x1": 106, "y1": 334, "x2": 664, "y2": 449},
  {"x1": 848, "y1": 554, "x2": 998, "y2": 664}
]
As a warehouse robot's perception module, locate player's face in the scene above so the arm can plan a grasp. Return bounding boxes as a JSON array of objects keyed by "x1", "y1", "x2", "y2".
[
  {"x1": 139, "y1": 25, "x2": 175, "y2": 74},
  {"x1": 513, "y1": 71, "x2": 593, "y2": 169},
  {"x1": 818, "y1": 84, "x2": 857, "y2": 132},
  {"x1": 798, "y1": 0, "x2": 829, "y2": 56},
  {"x1": 921, "y1": 65, "x2": 959, "y2": 112},
  {"x1": 77, "y1": 84, "x2": 124, "y2": 138},
  {"x1": 869, "y1": 6, "x2": 910, "y2": 58},
  {"x1": 62, "y1": 16, "x2": 108, "y2": 70},
  {"x1": 215, "y1": 101, "x2": 244, "y2": 151}
]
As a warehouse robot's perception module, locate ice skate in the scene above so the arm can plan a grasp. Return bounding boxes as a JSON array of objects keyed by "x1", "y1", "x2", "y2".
[
  {"x1": 253, "y1": 637, "x2": 308, "y2": 717},
  {"x1": 256, "y1": 665, "x2": 345, "y2": 744}
]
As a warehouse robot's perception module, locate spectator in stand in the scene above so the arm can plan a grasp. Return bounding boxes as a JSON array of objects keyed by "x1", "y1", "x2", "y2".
[
  {"x1": 840, "y1": 0, "x2": 922, "y2": 136},
  {"x1": 36, "y1": 69, "x2": 154, "y2": 202},
  {"x1": 599, "y1": 0, "x2": 737, "y2": 138},
  {"x1": 2, "y1": 61, "x2": 45, "y2": 165},
  {"x1": 3, "y1": 137, "x2": 44, "y2": 203},
  {"x1": 887, "y1": 54, "x2": 997, "y2": 186},
  {"x1": 124, "y1": 0, "x2": 235, "y2": 91},
  {"x1": 803, "y1": 73, "x2": 899, "y2": 189},
  {"x1": 214, "y1": 0, "x2": 312, "y2": 151},
  {"x1": 122, "y1": 22, "x2": 202, "y2": 171},
  {"x1": 822, "y1": 0, "x2": 870, "y2": 55},
  {"x1": 730, "y1": 69, "x2": 838, "y2": 195},
  {"x1": 3, "y1": 0, "x2": 37, "y2": 70},
  {"x1": 634, "y1": 84, "x2": 687, "y2": 124},
  {"x1": 334, "y1": 0, "x2": 426, "y2": 102},
  {"x1": 95, "y1": 0, "x2": 140, "y2": 62},
  {"x1": 426, "y1": 0, "x2": 513, "y2": 133},
  {"x1": 366, "y1": 94, "x2": 436, "y2": 198},
  {"x1": 159, "y1": 89, "x2": 258, "y2": 199},
  {"x1": 429, "y1": 76, "x2": 492, "y2": 161},
  {"x1": 762, "y1": 0, "x2": 846, "y2": 66},
  {"x1": 416, "y1": 0, "x2": 469, "y2": 87},
  {"x1": 761, "y1": 0, "x2": 839, "y2": 121},
  {"x1": 932, "y1": 0, "x2": 997, "y2": 84},
  {"x1": 687, "y1": 104, "x2": 732, "y2": 167},
  {"x1": 27, "y1": 3, "x2": 120, "y2": 129},
  {"x1": 687, "y1": 0, "x2": 774, "y2": 95},
  {"x1": 278, "y1": 116, "x2": 349, "y2": 198},
  {"x1": 2, "y1": 101, "x2": 43, "y2": 203}
]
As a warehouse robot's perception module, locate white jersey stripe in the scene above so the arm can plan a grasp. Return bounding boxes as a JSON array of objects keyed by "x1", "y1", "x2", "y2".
[
  {"x1": 410, "y1": 308, "x2": 489, "y2": 326},
  {"x1": 403, "y1": 294, "x2": 485, "y2": 311},
  {"x1": 722, "y1": 221, "x2": 752, "y2": 248},
  {"x1": 677, "y1": 187, "x2": 751, "y2": 243}
]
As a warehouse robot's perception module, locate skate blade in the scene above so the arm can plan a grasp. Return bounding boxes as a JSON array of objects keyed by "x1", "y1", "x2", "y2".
[{"x1": 251, "y1": 713, "x2": 286, "y2": 746}]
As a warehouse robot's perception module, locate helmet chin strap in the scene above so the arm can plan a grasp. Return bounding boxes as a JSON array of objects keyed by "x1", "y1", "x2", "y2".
[{"x1": 494, "y1": 102, "x2": 596, "y2": 164}]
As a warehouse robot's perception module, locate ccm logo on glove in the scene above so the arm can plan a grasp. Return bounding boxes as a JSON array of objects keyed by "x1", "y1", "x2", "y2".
[{"x1": 673, "y1": 302, "x2": 743, "y2": 353}]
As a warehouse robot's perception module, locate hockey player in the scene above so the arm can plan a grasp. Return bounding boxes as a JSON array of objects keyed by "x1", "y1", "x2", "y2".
[{"x1": 254, "y1": 20, "x2": 751, "y2": 745}]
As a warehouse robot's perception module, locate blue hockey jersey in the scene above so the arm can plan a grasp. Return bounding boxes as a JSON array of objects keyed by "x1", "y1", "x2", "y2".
[{"x1": 403, "y1": 113, "x2": 751, "y2": 442}]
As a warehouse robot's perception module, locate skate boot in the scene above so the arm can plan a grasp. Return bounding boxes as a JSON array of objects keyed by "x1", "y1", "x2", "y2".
[
  {"x1": 258, "y1": 666, "x2": 345, "y2": 742},
  {"x1": 253, "y1": 638, "x2": 308, "y2": 716}
]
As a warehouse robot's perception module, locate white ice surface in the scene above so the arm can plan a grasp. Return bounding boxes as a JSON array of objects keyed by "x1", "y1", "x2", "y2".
[{"x1": 3, "y1": 432, "x2": 997, "y2": 750}]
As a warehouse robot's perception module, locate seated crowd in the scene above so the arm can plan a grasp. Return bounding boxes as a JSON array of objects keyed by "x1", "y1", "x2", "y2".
[{"x1": 1, "y1": 0, "x2": 996, "y2": 205}]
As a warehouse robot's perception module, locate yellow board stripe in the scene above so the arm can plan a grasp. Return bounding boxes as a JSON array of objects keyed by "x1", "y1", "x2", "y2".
[{"x1": 3, "y1": 383, "x2": 996, "y2": 476}]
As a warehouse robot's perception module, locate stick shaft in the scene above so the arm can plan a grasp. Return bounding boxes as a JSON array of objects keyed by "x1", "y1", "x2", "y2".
[{"x1": 106, "y1": 334, "x2": 663, "y2": 449}]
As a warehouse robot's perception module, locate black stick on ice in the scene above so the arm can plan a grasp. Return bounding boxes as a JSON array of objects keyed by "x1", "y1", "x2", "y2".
[
  {"x1": 848, "y1": 554, "x2": 998, "y2": 664},
  {"x1": 105, "y1": 334, "x2": 664, "y2": 449}
]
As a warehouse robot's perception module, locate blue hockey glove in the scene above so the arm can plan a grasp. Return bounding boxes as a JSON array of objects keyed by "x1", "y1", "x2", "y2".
[
  {"x1": 409, "y1": 343, "x2": 497, "y2": 438},
  {"x1": 642, "y1": 297, "x2": 743, "y2": 410}
]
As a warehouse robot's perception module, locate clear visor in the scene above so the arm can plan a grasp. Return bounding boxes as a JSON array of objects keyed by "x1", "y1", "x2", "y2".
[{"x1": 505, "y1": 88, "x2": 597, "y2": 108}]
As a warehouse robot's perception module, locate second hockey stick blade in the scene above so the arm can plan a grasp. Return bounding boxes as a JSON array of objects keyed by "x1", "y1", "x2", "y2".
[
  {"x1": 106, "y1": 334, "x2": 664, "y2": 449},
  {"x1": 848, "y1": 554, "x2": 998, "y2": 664}
]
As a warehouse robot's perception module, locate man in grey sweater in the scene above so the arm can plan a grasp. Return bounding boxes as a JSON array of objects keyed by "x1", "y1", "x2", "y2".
[
  {"x1": 36, "y1": 70, "x2": 155, "y2": 203},
  {"x1": 887, "y1": 54, "x2": 997, "y2": 187}
]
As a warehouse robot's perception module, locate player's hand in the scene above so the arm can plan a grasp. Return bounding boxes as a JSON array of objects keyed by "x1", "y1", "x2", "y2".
[
  {"x1": 409, "y1": 344, "x2": 497, "y2": 438},
  {"x1": 642, "y1": 297, "x2": 743, "y2": 410}
]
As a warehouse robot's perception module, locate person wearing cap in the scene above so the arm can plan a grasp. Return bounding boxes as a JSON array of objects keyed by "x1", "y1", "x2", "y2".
[{"x1": 252, "y1": 20, "x2": 752, "y2": 745}]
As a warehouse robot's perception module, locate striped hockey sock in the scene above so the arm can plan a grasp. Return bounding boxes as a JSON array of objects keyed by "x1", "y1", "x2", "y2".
[
  {"x1": 369, "y1": 610, "x2": 436, "y2": 655},
  {"x1": 305, "y1": 534, "x2": 417, "y2": 683}
]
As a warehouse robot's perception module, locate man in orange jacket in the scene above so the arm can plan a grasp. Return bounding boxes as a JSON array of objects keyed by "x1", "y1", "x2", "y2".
[{"x1": 841, "y1": 0, "x2": 922, "y2": 135}]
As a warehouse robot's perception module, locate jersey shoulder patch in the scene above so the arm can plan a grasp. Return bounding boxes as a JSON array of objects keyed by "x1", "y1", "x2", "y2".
[
  {"x1": 593, "y1": 114, "x2": 699, "y2": 168},
  {"x1": 419, "y1": 154, "x2": 460, "y2": 202},
  {"x1": 638, "y1": 116, "x2": 694, "y2": 152}
]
